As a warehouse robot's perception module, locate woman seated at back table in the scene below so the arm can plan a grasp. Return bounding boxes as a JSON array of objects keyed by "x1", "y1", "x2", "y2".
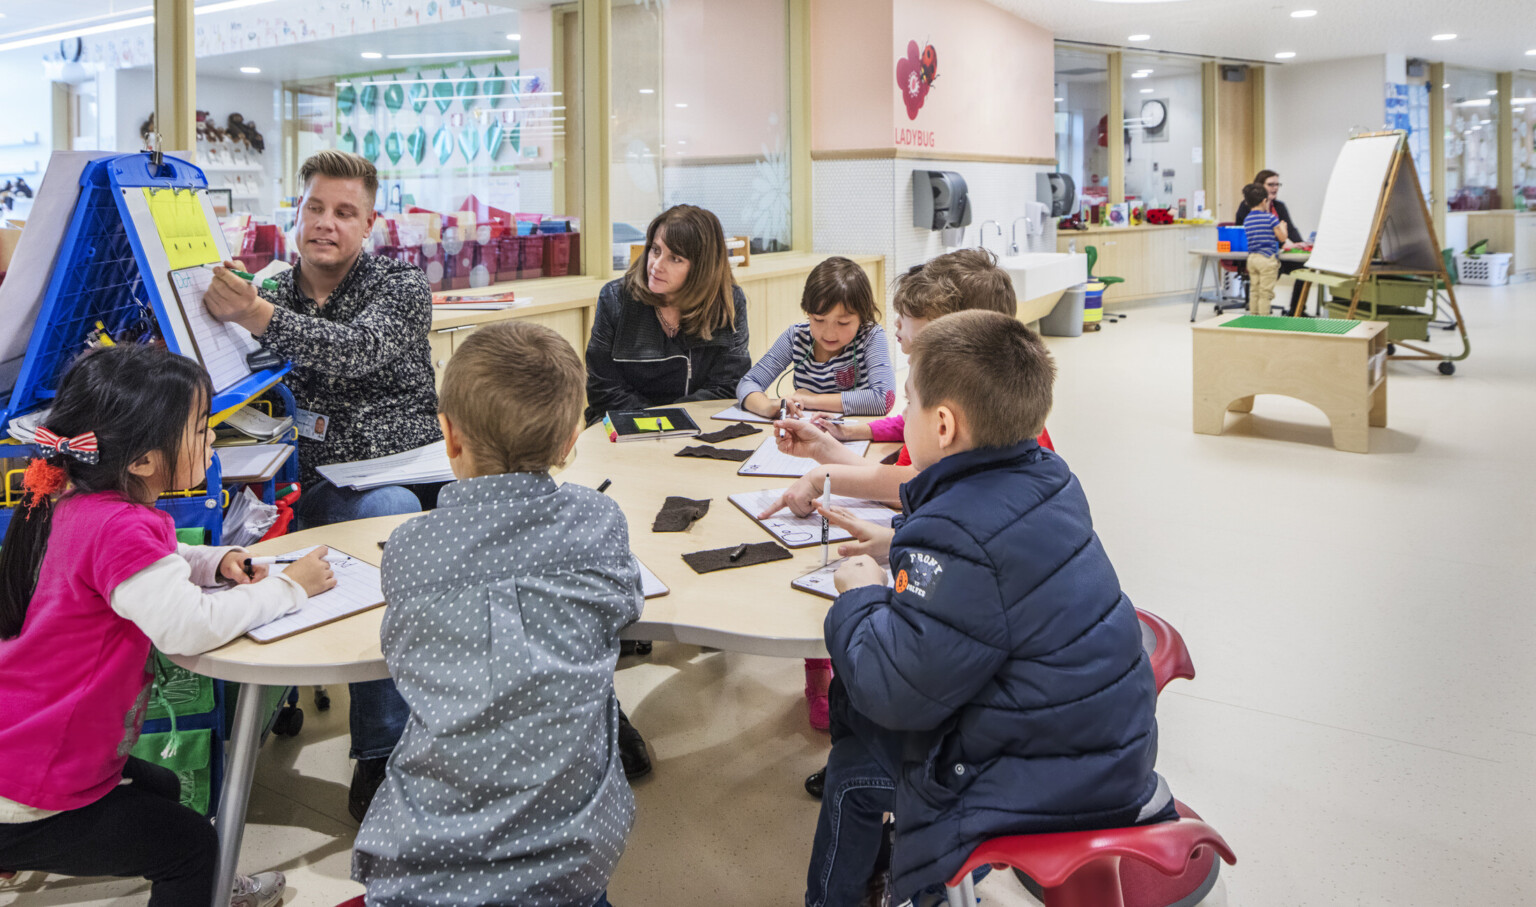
[
  {"x1": 584, "y1": 204, "x2": 751, "y2": 425},
  {"x1": 583, "y1": 203, "x2": 751, "y2": 779},
  {"x1": 1236, "y1": 168, "x2": 1309, "y2": 314}
]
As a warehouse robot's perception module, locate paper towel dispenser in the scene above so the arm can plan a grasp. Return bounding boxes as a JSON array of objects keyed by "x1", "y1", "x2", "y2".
[
  {"x1": 912, "y1": 170, "x2": 972, "y2": 230},
  {"x1": 1037, "y1": 172, "x2": 1077, "y2": 217}
]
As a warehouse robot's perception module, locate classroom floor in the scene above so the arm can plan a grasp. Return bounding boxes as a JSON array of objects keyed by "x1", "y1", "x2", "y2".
[{"x1": 5, "y1": 278, "x2": 1533, "y2": 907}]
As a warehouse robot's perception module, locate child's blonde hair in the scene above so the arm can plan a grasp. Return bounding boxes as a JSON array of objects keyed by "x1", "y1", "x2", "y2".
[
  {"x1": 892, "y1": 248, "x2": 1017, "y2": 320},
  {"x1": 439, "y1": 322, "x2": 585, "y2": 473}
]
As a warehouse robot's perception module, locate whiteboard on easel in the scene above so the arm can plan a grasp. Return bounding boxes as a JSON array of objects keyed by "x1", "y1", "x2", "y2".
[
  {"x1": 1305, "y1": 134, "x2": 1401, "y2": 275},
  {"x1": 1306, "y1": 134, "x2": 1443, "y2": 277},
  {"x1": 119, "y1": 184, "x2": 256, "y2": 394}
]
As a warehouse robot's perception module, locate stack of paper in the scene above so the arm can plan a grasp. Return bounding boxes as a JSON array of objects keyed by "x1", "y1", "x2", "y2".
[
  {"x1": 222, "y1": 407, "x2": 295, "y2": 442},
  {"x1": 317, "y1": 441, "x2": 455, "y2": 491},
  {"x1": 6, "y1": 407, "x2": 49, "y2": 443},
  {"x1": 215, "y1": 443, "x2": 293, "y2": 484},
  {"x1": 711, "y1": 404, "x2": 843, "y2": 424},
  {"x1": 222, "y1": 486, "x2": 279, "y2": 548}
]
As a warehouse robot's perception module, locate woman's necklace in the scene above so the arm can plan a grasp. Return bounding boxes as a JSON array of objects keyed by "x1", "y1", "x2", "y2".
[{"x1": 656, "y1": 306, "x2": 681, "y2": 337}]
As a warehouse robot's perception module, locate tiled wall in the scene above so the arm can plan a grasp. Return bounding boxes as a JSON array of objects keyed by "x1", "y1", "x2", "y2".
[{"x1": 813, "y1": 156, "x2": 1059, "y2": 285}]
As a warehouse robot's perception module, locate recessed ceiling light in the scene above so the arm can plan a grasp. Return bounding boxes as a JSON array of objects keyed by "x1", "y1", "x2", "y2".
[
  {"x1": 1054, "y1": 97, "x2": 1065, "y2": 102},
  {"x1": 240, "y1": 66, "x2": 261, "y2": 74},
  {"x1": 1140, "y1": 88, "x2": 1154, "y2": 93},
  {"x1": 1135, "y1": 68, "x2": 1154, "y2": 74},
  {"x1": 506, "y1": 33, "x2": 520, "y2": 41},
  {"x1": 1487, "y1": 89, "x2": 1498, "y2": 95},
  {"x1": 1443, "y1": 83, "x2": 1451, "y2": 89},
  {"x1": 638, "y1": 88, "x2": 655, "y2": 94},
  {"x1": 675, "y1": 102, "x2": 688, "y2": 108},
  {"x1": 1527, "y1": 49, "x2": 1536, "y2": 56},
  {"x1": 1290, "y1": 9, "x2": 1317, "y2": 17},
  {"x1": 1131, "y1": 72, "x2": 1149, "y2": 79},
  {"x1": 1432, "y1": 33, "x2": 1456, "y2": 41},
  {"x1": 385, "y1": 50, "x2": 509, "y2": 59},
  {"x1": 1128, "y1": 34, "x2": 1150, "y2": 41},
  {"x1": 360, "y1": 51, "x2": 382, "y2": 59},
  {"x1": 1275, "y1": 52, "x2": 1296, "y2": 59}
]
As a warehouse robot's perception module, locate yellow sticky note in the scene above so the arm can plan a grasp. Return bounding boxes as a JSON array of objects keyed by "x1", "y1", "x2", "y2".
[
  {"x1": 634, "y1": 418, "x2": 661, "y2": 431},
  {"x1": 144, "y1": 188, "x2": 220, "y2": 271}
]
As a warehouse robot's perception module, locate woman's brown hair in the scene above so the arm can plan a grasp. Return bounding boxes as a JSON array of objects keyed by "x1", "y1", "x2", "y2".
[
  {"x1": 801, "y1": 256, "x2": 879, "y2": 324},
  {"x1": 622, "y1": 205, "x2": 738, "y2": 340},
  {"x1": 1253, "y1": 170, "x2": 1279, "y2": 187}
]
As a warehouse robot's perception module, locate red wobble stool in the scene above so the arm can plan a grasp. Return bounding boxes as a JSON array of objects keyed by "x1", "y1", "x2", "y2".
[
  {"x1": 943, "y1": 803, "x2": 1235, "y2": 907},
  {"x1": 334, "y1": 897, "x2": 365, "y2": 907},
  {"x1": 1134, "y1": 609, "x2": 1196, "y2": 695}
]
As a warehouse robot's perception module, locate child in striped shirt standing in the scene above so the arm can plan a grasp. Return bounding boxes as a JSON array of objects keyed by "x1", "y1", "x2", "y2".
[
  {"x1": 1241, "y1": 182, "x2": 1296, "y2": 315},
  {"x1": 736, "y1": 256, "x2": 895, "y2": 731},
  {"x1": 736, "y1": 257, "x2": 895, "y2": 419}
]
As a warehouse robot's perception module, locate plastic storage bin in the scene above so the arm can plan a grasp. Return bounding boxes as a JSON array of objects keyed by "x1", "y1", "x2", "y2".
[
  {"x1": 1325, "y1": 300, "x2": 1431, "y2": 342},
  {"x1": 1083, "y1": 281, "x2": 1105, "y2": 328},
  {"x1": 1217, "y1": 225, "x2": 1248, "y2": 253},
  {"x1": 1455, "y1": 253, "x2": 1510, "y2": 286},
  {"x1": 1332, "y1": 276, "x2": 1433, "y2": 309}
]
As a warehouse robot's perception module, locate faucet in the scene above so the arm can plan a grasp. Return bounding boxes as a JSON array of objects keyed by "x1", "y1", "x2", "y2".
[
  {"x1": 979, "y1": 220, "x2": 1002, "y2": 253},
  {"x1": 1010, "y1": 216, "x2": 1032, "y2": 255}
]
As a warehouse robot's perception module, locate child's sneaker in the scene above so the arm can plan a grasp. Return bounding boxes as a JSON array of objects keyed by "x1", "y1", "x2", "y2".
[{"x1": 231, "y1": 870, "x2": 286, "y2": 907}]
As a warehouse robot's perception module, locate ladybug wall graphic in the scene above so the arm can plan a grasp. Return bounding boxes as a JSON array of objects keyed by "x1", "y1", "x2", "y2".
[
  {"x1": 897, "y1": 40, "x2": 939, "y2": 120},
  {"x1": 920, "y1": 44, "x2": 938, "y2": 85}
]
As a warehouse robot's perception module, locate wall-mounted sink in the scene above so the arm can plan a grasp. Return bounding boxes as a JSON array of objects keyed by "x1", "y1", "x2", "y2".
[{"x1": 997, "y1": 252, "x2": 1087, "y2": 324}]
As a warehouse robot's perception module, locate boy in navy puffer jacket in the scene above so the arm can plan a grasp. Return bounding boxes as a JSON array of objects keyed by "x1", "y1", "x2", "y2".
[{"x1": 805, "y1": 311, "x2": 1175, "y2": 906}]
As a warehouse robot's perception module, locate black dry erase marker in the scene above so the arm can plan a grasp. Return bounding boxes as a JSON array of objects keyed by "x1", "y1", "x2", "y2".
[
  {"x1": 597, "y1": 478, "x2": 612, "y2": 493},
  {"x1": 729, "y1": 543, "x2": 749, "y2": 562}
]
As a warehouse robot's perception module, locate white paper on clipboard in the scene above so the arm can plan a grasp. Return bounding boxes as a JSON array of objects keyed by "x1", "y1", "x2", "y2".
[
  {"x1": 736, "y1": 437, "x2": 871, "y2": 478},
  {"x1": 246, "y1": 547, "x2": 384, "y2": 642},
  {"x1": 167, "y1": 265, "x2": 258, "y2": 391}
]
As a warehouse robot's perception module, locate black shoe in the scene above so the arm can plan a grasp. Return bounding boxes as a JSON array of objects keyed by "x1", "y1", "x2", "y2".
[
  {"x1": 620, "y1": 640, "x2": 653, "y2": 657},
  {"x1": 617, "y1": 709, "x2": 651, "y2": 780},
  {"x1": 349, "y1": 757, "x2": 388, "y2": 822},
  {"x1": 805, "y1": 767, "x2": 826, "y2": 799}
]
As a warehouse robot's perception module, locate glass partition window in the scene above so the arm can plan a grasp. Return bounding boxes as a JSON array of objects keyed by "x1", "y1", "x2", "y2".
[
  {"x1": 1122, "y1": 53, "x2": 1203, "y2": 215},
  {"x1": 1445, "y1": 68, "x2": 1499, "y2": 210},
  {"x1": 1514, "y1": 75, "x2": 1535, "y2": 211},
  {"x1": 610, "y1": 0, "x2": 791, "y2": 268},
  {"x1": 1053, "y1": 47, "x2": 1110, "y2": 213}
]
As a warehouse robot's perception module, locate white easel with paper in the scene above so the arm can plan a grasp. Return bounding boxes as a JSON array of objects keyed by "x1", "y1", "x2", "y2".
[{"x1": 1291, "y1": 131, "x2": 1469, "y2": 374}]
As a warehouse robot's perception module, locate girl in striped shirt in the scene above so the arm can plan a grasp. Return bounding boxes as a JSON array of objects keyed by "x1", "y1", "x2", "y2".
[
  {"x1": 735, "y1": 257, "x2": 895, "y2": 731},
  {"x1": 736, "y1": 257, "x2": 896, "y2": 418}
]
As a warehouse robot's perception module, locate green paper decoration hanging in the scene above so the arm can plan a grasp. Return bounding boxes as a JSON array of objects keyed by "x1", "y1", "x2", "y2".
[
  {"x1": 483, "y1": 65, "x2": 506, "y2": 108},
  {"x1": 359, "y1": 82, "x2": 378, "y2": 113},
  {"x1": 362, "y1": 130, "x2": 381, "y2": 163},
  {"x1": 407, "y1": 127, "x2": 428, "y2": 165},
  {"x1": 485, "y1": 118, "x2": 504, "y2": 159},
  {"x1": 458, "y1": 125, "x2": 480, "y2": 162},
  {"x1": 456, "y1": 68, "x2": 479, "y2": 111},
  {"x1": 408, "y1": 77, "x2": 429, "y2": 114},
  {"x1": 339, "y1": 127, "x2": 357, "y2": 154},
  {"x1": 432, "y1": 70, "x2": 454, "y2": 114},
  {"x1": 385, "y1": 130, "x2": 404, "y2": 165},
  {"x1": 432, "y1": 126, "x2": 454, "y2": 164},
  {"x1": 337, "y1": 84, "x2": 356, "y2": 116},
  {"x1": 384, "y1": 78, "x2": 405, "y2": 113},
  {"x1": 509, "y1": 123, "x2": 521, "y2": 155}
]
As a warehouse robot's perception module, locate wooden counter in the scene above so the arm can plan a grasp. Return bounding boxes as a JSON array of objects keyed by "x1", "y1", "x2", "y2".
[
  {"x1": 425, "y1": 253, "x2": 887, "y2": 390},
  {"x1": 1057, "y1": 223, "x2": 1219, "y2": 304}
]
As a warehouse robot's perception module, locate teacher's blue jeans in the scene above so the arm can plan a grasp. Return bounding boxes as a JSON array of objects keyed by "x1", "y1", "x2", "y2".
[{"x1": 293, "y1": 479, "x2": 446, "y2": 760}]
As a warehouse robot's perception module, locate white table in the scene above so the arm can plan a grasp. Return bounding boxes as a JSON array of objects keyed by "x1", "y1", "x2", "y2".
[
  {"x1": 171, "y1": 400, "x2": 901, "y2": 906},
  {"x1": 1188, "y1": 249, "x2": 1313, "y2": 321}
]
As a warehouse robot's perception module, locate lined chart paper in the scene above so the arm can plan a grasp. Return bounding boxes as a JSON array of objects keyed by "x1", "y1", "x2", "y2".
[
  {"x1": 727, "y1": 488, "x2": 896, "y2": 549},
  {"x1": 736, "y1": 437, "x2": 870, "y2": 478},
  {"x1": 168, "y1": 265, "x2": 258, "y2": 392},
  {"x1": 246, "y1": 547, "x2": 384, "y2": 643}
]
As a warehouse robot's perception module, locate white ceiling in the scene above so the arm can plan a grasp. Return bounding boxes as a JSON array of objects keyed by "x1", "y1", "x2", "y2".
[{"x1": 985, "y1": 0, "x2": 1536, "y2": 73}]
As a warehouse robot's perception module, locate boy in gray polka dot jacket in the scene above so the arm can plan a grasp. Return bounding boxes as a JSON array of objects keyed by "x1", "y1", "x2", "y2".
[{"x1": 353, "y1": 322, "x2": 642, "y2": 907}]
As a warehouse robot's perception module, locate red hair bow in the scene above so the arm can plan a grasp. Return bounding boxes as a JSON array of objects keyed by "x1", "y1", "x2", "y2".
[{"x1": 33, "y1": 427, "x2": 100, "y2": 465}]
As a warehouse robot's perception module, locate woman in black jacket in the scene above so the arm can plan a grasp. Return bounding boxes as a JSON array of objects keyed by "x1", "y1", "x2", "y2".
[
  {"x1": 584, "y1": 204, "x2": 750, "y2": 425},
  {"x1": 1236, "y1": 170, "x2": 1308, "y2": 313}
]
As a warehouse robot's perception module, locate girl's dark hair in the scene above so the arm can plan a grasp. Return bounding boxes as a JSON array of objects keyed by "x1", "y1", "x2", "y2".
[
  {"x1": 0, "y1": 345, "x2": 211, "y2": 639},
  {"x1": 801, "y1": 256, "x2": 879, "y2": 324},
  {"x1": 621, "y1": 205, "x2": 738, "y2": 340}
]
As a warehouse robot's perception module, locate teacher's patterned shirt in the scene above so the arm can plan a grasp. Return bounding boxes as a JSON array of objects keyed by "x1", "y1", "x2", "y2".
[{"x1": 255, "y1": 253, "x2": 441, "y2": 487}]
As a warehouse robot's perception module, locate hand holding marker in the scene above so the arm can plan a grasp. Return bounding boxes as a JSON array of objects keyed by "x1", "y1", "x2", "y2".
[
  {"x1": 203, "y1": 262, "x2": 280, "y2": 293},
  {"x1": 821, "y1": 474, "x2": 832, "y2": 566}
]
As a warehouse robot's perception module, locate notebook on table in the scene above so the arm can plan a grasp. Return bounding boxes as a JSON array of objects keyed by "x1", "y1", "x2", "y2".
[
  {"x1": 603, "y1": 408, "x2": 702, "y2": 442},
  {"x1": 736, "y1": 438, "x2": 871, "y2": 478},
  {"x1": 727, "y1": 488, "x2": 896, "y2": 549},
  {"x1": 245, "y1": 547, "x2": 383, "y2": 643},
  {"x1": 637, "y1": 559, "x2": 668, "y2": 598}
]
